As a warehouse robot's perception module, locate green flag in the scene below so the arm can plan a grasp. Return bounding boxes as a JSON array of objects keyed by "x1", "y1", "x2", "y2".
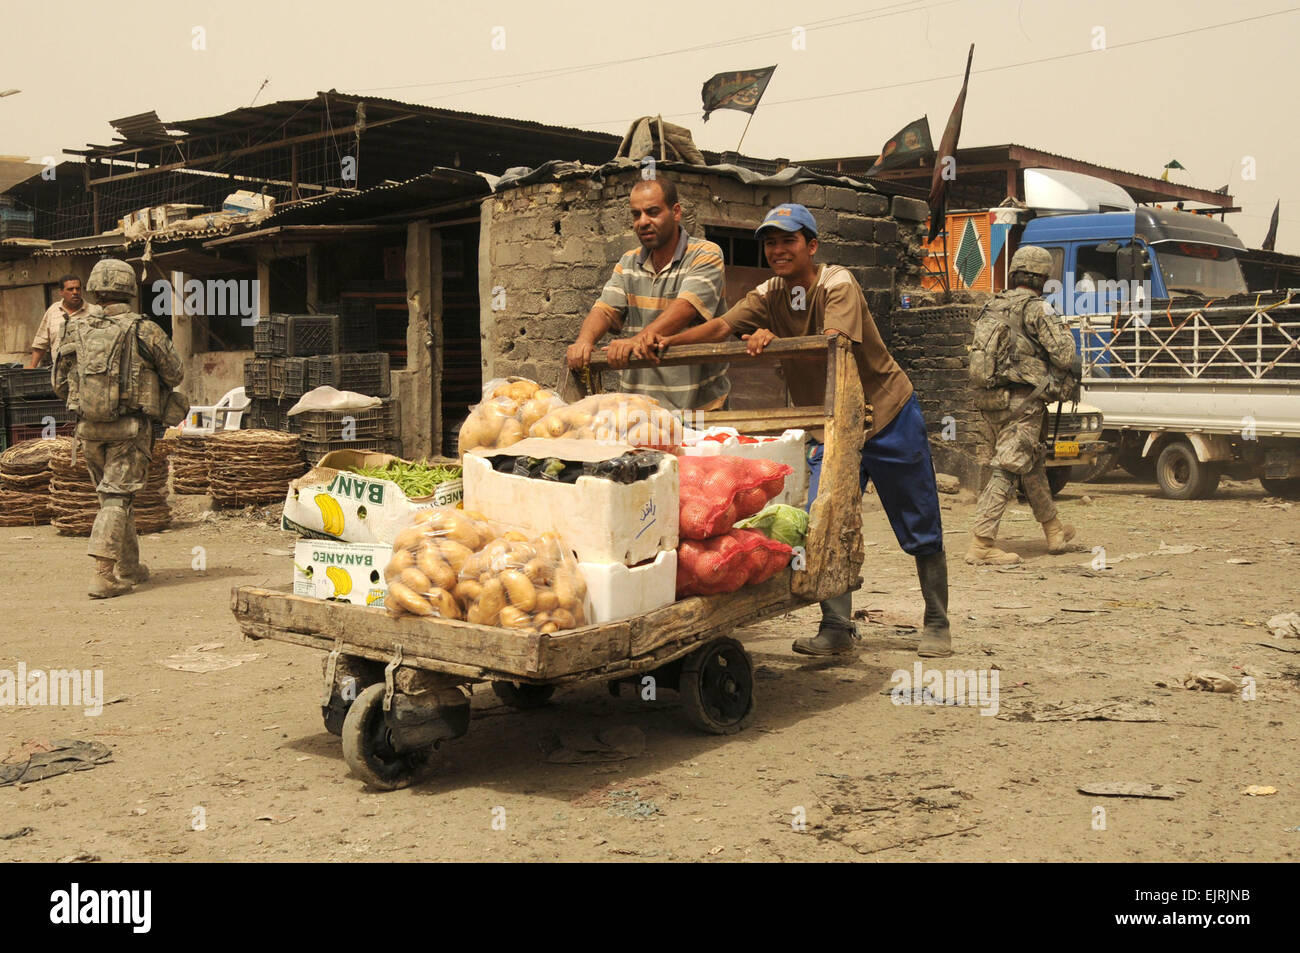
[{"x1": 701, "y1": 66, "x2": 776, "y2": 122}]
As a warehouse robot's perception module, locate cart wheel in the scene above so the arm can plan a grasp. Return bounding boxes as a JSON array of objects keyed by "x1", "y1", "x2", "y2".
[
  {"x1": 679, "y1": 637, "x2": 755, "y2": 735},
  {"x1": 341, "y1": 683, "x2": 432, "y2": 790},
  {"x1": 322, "y1": 702, "x2": 347, "y2": 736},
  {"x1": 492, "y1": 681, "x2": 556, "y2": 710}
]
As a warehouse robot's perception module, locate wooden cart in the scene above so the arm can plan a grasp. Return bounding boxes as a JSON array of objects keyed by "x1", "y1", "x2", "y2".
[{"x1": 231, "y1": 336, "x2": 871, "y2": 789}]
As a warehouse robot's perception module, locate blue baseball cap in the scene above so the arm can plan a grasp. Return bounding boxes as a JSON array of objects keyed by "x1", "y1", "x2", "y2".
[{"x1": 755, "y1": 203, "x2": 819, "y2": 237}]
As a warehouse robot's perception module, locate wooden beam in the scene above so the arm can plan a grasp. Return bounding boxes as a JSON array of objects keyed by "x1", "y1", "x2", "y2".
[
  {"x1": 583, "y1": 335, "x2": 834, "y2": 372},
  {"x1": 83, "y1": 114, "x2": 416, "y2": 186},
  {"x1": 202, "y1": 224, "x2": 401, "y2": 248}
]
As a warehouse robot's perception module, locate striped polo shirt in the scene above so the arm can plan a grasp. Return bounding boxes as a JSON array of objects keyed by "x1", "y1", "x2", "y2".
[{"x1": 593, "y1": 228, "x2": 730, "y2": 411}]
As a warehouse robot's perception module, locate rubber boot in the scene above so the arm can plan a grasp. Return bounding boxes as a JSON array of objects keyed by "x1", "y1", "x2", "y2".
[
  {"x1": 965, "y1": 535, "x2": 1022, "y2": 566},
  {"x1": 1042, "y1": 518, "x2": 1078, "y2": 554},
  {"x1": 915, "y1": 550, "x2": 953, "y2": 658},
  {"x1": 116, "y1": 523, "x2": 149, "y2": 584},
  {"x1": 89, "y1": 558, "x2": 133, "y2": 599},
  {"x1": 792, "y1": 592, "x2": 860, "y2": 657}
]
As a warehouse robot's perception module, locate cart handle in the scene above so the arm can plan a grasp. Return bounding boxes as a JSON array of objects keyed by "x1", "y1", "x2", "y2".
[{"x1": 581, "y1": 334, "x2": 835, "y2": 372}]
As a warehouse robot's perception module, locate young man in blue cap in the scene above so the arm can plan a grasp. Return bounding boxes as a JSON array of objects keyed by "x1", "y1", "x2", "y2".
[{"x1": 640, "y1": 203, "x2": 952, "y2": 658}]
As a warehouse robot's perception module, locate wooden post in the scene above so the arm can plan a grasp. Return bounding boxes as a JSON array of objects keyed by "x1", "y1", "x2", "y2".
[
  {"x1": 291, "y1": 145, "x2": 300, "y2": 202},
  {"x1": 404, "y1": 221, "x2": 436, "y2": 460},
  {"x1": 790, "y1": 337, "x2": 867, "y2": 602},
  {"x1": 305, "y1": 246, "x2": 319, "y2": 313},
  {"x1": 430, "y1": 227, "x2": 444, "y2": 457}
]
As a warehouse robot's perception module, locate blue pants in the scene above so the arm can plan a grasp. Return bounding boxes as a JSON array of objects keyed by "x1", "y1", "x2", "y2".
[{"x1": 806, "y1": 393, "x2": 944, "y2": 557}]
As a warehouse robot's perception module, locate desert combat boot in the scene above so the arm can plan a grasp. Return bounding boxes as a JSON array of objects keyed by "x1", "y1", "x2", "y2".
[
  {"x1": 89, "y1": 558, "x2": 134, "y2": 599},
  {"x1": 1042, "y1": 518, "x2": 1078, "y2": 554},
  {"x1": 965, "y1": 534, "x2": 1022, "y2": 566}
]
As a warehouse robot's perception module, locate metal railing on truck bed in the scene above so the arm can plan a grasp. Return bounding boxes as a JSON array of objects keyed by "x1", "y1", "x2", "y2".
[{"x1": 1079, "y1": 292, "x2": 1300, "y2": 382}]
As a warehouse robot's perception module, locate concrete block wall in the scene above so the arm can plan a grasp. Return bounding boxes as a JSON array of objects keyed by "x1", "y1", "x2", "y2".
[
  {"x1": 480, "y1": 168, "x2": 918, "y2": 390},
  {"x1": 877, "y1": 297, "x2": 990, "y2": 487}
]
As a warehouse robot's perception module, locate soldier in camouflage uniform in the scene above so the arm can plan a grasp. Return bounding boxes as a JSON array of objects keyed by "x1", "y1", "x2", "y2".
[
  {"x1": 53, "y1": 258, "x2": 184, "y2": 598},
  {"x1": 967, "y1": 246, "x2": 1083, "y2": 566}
]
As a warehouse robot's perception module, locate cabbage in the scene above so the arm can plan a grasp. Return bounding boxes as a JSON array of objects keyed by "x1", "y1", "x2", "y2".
[{"x1": 734, "y1": 504, "x2": 808, "y2": 548}]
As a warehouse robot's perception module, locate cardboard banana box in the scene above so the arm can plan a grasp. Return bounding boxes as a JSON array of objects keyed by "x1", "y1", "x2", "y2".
[
  {"x1": 282, "y1": 449, "x2": 463, "y2": 544},
  {"x1": 293, "y1": 539, "x2": 393, "y2": 607}
]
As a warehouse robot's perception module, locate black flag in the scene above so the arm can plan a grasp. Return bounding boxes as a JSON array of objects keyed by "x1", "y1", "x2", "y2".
[
  {"x1": 865, "y1": 117, "x2": 933, "y2": 176},
  {"x1": 701, "y1": 66, "x2": 776, "y2": 122},
  {"x1": 1263, "y1": 200, "x2": 1280, "y2": 251},
  {"x1": 928, "y1": 45, "x2": 974, "y2": 243}
]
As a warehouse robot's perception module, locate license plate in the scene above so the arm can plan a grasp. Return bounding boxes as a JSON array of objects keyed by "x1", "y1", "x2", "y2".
[{"x1": 1054, "y1": 440, "x2": 1080, "y2": 458}]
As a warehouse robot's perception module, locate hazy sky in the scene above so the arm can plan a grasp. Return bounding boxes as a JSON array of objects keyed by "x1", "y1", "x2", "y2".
[{"x1": 3, "y1": 0, "x2": 1298, "y2": 251}]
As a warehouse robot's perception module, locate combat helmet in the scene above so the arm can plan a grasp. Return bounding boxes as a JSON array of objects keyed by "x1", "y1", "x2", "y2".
[
  {"x1": 1008, "y1": 245, "x2": 1054, "y2": 278},
  {"x1": 86, "y1": 258, "x2": 136, "y2": 299}
]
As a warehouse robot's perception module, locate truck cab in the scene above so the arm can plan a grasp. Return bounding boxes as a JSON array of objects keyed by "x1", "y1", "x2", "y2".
[{"x1": 1022, "y1": 207, "x2": 1249, "y2": 323}]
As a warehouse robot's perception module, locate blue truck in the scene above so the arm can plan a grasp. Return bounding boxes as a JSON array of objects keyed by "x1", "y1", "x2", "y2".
[{"x1": 999, "y1": 172, "x2": 1299, "y2": 499}]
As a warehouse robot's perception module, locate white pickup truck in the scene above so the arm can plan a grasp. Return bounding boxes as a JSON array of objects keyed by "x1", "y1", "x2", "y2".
[{"x1": 1078, "y1": 292, "x2": 1300, "y2": 499}]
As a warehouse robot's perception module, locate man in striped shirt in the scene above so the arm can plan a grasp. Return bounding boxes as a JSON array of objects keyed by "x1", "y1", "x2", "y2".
[{"x1": 566, "y1": 176, "x2": 730, "y2": 411}]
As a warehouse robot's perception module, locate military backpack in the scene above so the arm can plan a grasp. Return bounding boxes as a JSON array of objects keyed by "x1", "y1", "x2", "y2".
[
  {"x1": 969, "y1": 293, "x2": 1039, "y2": 390},
  {"x1": 61, "y1": 313, "x2": 142, "y2": 423}
]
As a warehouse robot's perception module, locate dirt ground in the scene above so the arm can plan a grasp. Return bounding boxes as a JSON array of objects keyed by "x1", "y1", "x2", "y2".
[{"x1": 2, "y1": 472, "x2": 1297, "y2": 863}]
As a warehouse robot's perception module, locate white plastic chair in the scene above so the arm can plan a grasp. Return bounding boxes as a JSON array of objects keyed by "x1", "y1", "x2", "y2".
[{"x1": 181, "y1": 386, "x2": 250, "y2": 434}]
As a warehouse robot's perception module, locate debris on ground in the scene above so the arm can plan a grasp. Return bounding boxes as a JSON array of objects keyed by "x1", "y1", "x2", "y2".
[
  {"x1": 0, "y1": 740, "x2": 112, "y2": 787},
  {"x1": 1183, "y1": 671, "x2": 1238, "y2": 693},
  {"x1": 160, "y1": 644, "x2": 265, "y2": 673},
  {"x1": 1267, "y1": 612, "x2": 1300, "y2": 639},
  {"x1": 1241, "y1": 785, "x2": 1277, "y2": 796},
  {"x1": 1078, "y1": 782, "x2": 1185, "y2": 799},
  {"x1": 999, "y1": 700, "x2": 1164, "y2": 722}
]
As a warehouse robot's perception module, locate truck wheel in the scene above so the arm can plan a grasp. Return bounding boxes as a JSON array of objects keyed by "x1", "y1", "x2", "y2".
[
  {"x1": 1156, "y1": 441, "x2": 1221, "y2": 500},
  {"x1": 1047, "y1": 467, "x2": 1072, "y2": 498},
  {"x1": 1260, "y1": 477, "x2": 1300, "y2": 500},
  {"x1": 341, "y1": 683, "x2": 433, "y2": 791}
]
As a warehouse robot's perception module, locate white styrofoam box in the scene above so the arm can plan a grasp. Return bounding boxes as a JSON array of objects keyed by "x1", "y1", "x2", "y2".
[
  {"x1": 293, "y1": 539, "x2": 392, "y2": 607},
  {"x1": 578, "y1": 549, "x2": 677, "y2": 624},
  {"x1": 223, "y1": 190, "x2": 276, "y2": 214},
  {"x1": 463, "y1": 439, "x2": 678, "y2": 566},
  {"x1": 681, "y1": 428, "x2": 810, "y2": 507}
]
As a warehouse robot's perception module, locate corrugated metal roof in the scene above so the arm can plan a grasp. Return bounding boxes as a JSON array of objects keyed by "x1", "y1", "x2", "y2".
[
  {"x1": 109, "y1": 110, "x2": 178, "y2": 144},
  {"x1": 262, "y1": 166, "x2": 491, "y2": 227}
]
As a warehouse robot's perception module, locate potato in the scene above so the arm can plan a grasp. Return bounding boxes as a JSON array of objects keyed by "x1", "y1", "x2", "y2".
[
  {"x1": 384, "y1": 549, "x2": 415, "y2": 577},
  {"x1": 500, "y1": 570, "x2": 537, "y2": 611},
  {"x1": 497, "y1": 418, "x2": 525, "y2": 447},
  {"x1": 502, "y1": 530, "x2": 529, "y2": 542},
  {"x1": 522, "y1": 557, "x2": 548, "y2": 583},
  {"x1": 507, "y1": 381, "x2": 537, "y2": 403},
  {"x1": 553, "y1": 567, "x2": 578, "y2": 606},
  {"x1": 544, "y1": 415, "x2": 568, "y2": 439},
  {"x1": 454, "y1": 579, "x2": 483, "y2": 603},
  {"x1": 426, "y1": 587, "x2": 460, "y2": 620},
  {"x1": 534, "y1": 589, "x2": 559, "y2": 613},
  {"x1": 520, "y1": 398, "x2": 549, "y2": 430},
  {"x1": 550, "y1": 607, "x2": 576, "y2": 630},
  {"x1": 540, "y1": 622, "x2": 559, "y2": 634},
  {"x1": 436, "y1": 539, "x2": 474, "y2": 573},
  {"x1": 417, "y1": 547, "x2": 458, "y2": 591},
  {"x1": 392, "y1": 526, "x2": 425, "y2": 552},
  {"x1": 477, "y1": 577, "x2": 506, "y2": 622},
  {"x1": 397, "y1": 567, "x2": 433, "y2": 594},
  {"x1": 388, "y1": 581, "x2": 434, "y2": 617},
  {"x1": 498, "y1": 605, "x2": 531, "y2": 629}
]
